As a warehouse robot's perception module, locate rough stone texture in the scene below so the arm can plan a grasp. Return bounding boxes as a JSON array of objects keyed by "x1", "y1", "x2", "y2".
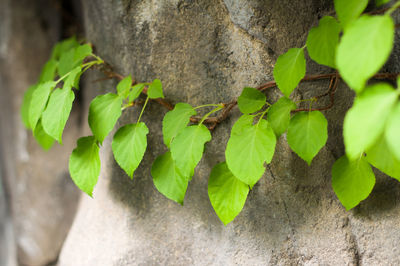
[
  {"x1": 0, "y1": 0, "x2": 80, "y2": 265},
  {"x1": 57, "y1": 0, "x2": 400, "y2": 265}
]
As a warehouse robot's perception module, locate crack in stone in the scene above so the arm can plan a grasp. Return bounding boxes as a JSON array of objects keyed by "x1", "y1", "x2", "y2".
[
  {"x1": 343, "y1": 217, "x2": 362, "y2": 266},
  {"x1": 282, "y1": 200, "x2": 296, "y2": 242},
  {"x1": 266, "y1": 165, "x2": 276, "y2": 180}
]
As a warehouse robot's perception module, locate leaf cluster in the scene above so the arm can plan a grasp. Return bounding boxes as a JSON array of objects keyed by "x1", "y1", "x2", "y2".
[{"x1": 21, "y1": 0, "x2": 400, "y2": 225}]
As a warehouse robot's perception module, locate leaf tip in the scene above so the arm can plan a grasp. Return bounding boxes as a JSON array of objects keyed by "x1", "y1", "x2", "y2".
[{"x1": 222, "y1": 219, "x2": 231, "y2": 226}]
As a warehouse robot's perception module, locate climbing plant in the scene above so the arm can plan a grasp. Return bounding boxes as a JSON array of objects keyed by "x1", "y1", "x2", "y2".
[{"x1": 21, "y1": 0, "x2": 400, "y2": 225}]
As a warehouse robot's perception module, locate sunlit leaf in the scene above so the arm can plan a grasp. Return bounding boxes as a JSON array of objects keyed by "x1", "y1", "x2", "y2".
[
  {"x1": 42, "y1": 87, "x2": 75, "y2": 143},
  {"x1": 69, "y1": 136, "x2": 100, "y2": 197},
  {"x1": 170, "y1": 125, "x2": 211, "y2": 177},
  {"x1": 344, "y1": 83, "x2": 397, "y2": 160},
  {"x1": 267, "y1": 97, "x2": 296, "y2": 137},
  {"x1": 148, "y1": 79, "x2": 164, "y2": 99},
  {"x1": 117, "y1": 75, "x2": 132, "y2": 99},
  {"x1": 162, "y1": 103, "x2": 196, "y2": 148},
  {"x1": 287, "y1": 111, "x2": 328, "y2": 165},
  {"x1": 88, "y1": 93, "x2": 123, "y2": 143},
  {"x1": 332, "y1": 155, "x2": 375, "y2": 210},
  {"x1": 208, "y1": 162, "x2": 249, "y2": 225},
  {"x1": 237, "y1": 87, "x2": 266, "y2": 114},
  {"x1": 111, "y1": 122, "x2": 149, "y2": 178},
  {"x1": 306, "y1": 16, "x2": 341, "y2": 68},
  {"x1": 21, "y1": 85, "x2": 37, "y2": 129},
  {"x1": 225, "y1": 117, "x2": 276, "y2": 186},
  {"x1": 336, "y1": 15, "x2": 394, "y2": 92},
  {"x1": 29, "y1": 81, "x2": 56, "y2": 131},
  {"x1": 152, "y1": 151, "x2": 189, "y2": 204},
  {"x1": 33, "y1": 120, "x2": 55, "y2": 150},
  {"x1": 334, "y1": 0, "x2": 368, "y2": 27},
  {"x1": 366, "y1": 137, "x2": 400, "y2": 182},
  {"x1": 273, "y1": 48, "x2": 306, "y2": 97}
]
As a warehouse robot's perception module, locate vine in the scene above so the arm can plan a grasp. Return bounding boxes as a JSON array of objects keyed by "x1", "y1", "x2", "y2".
[{"x1": 21, "y1": 0, "x2": 400, "y2": 225}]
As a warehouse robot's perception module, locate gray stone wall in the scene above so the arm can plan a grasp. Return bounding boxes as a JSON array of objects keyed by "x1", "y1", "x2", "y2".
[
  {"x1": 58, "y1": 0, "x2": 400, "y2": 265},
  {"x1": 1, "y1": 0, "x2": 400, "y2": 265}
]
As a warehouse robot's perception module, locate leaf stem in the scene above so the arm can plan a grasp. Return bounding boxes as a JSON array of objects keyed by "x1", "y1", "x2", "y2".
[
  {"x1": 55, "y1": 59, "x2": 103, "y2": 84},
  {"x1": 194, "y1": 103, "x2": 223, "y2": 109},
  {"x1": 121, "y1": 102, "x2": 134, "y2": 111},
  {"x1": 199, "y1": 105, "x2": 224, "y2": 125},
  {"x1": 55, "y1": 72, "x2": 71, "y2": 84},
  {"x1": 295, "y1": 98, "x2": 316, "y2": 104},
  {"x1": 90, "y1": 53, "x2": 104, "y2": 63},
  {"x1": 257, "y1": 108, "x2": 269, "y2": 125},
  {"x1": 386, "y1": 1, "x2": 400, "y2": 15},
  {"x1": 82, "y1": 59, "x2": 103, "y2": 72},
  {"x1": 137, "y1": 96, "x2": 149, "y2": 123}
]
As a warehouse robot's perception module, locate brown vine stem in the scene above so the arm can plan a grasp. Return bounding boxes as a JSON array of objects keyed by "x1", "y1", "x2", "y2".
[
  {"x1": 367, "y1": 2, "x2": 400, "y2": 15},
  {"x1": 93, "y1": 61, "x2": 399, "y2": 130},
  {"x1": 292, "y1": 73, "x2": 340, "y2": 113}
]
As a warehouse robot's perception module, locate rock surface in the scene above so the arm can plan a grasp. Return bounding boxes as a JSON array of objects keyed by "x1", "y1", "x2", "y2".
[
  {"x1": 0, "y1": 0, "x2": 80, "y2": 265},
  {"x1": 58, "y1": 0, "x2": 400, "y2": 265}
]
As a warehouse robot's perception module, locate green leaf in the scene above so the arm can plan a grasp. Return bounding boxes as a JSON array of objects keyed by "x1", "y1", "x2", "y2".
[
  {"x1": 287, "y1": 111, "x2": 328, "y2": 165},
  {"x1": 267, "y1": 97, "x2": 296, "y2": 137},
  {"x1": 385, "y1": 102, "x2": 400, "y2": 161},
  {"x1": 128, "y1": 83, "x2": 145, "y2": 103},
  {"x1": 237, "y1": 87, "x2": 266, "y2": 114},
  {"x1": 148, "y1": 79, "x2": 164, "y2": 99},
  {"x1": 306, "y1": 16, "x2": 341, "y2": 68},
  {"x1": 332, "y1": 155, "x2": 375, "y2": 210},
  {"x1": 51, "y1": 37, "x2": 79, "y2": 60},
  {"x1": 343, "y1": 83, "x2": 397, "y2": 160},
  {"x1": 336, "y1": 15, "x2": 394, "y2": 93},
  {"x1": 208, "y1": 162, "x2": 249, "y2": 225},
  {"x1": 273, "y1": 48, "x2": 306, "y2": 97},
  {"x1": 170, "y1": 125, "x2": 211, "y2": 177},
  {"x1": 88, "y1": 93, "x2": 123, "y2": 143},
  {"x1": 111, "y1": 122, "x2": 149, "y2": 178},
  {"x1": 63, "y1": 66, "x2": 82, "y2": 90},
  {"x1": 151, "y1": 151, "x2": 189, "y2": 204},
  {"x1": 33, "y1": 120, "x2": 55, "y2": 150},
  {"x1": 162, "y1": 103, "x2": 197, "y2": 148},
  {"x1": 73, "y1": 44, "x2": 92, "y2": 65},
  {"x1": 334, "y1": 0, "x2": 368, "y2": 27},
  {"x1": 58, "y1": 48, "x2": 76, "y2": 77},
  {"x1": 375, "y1": 0, "x2": 390, "y2": 6},
  {"x1": 58, "y1": 44, "x2": 89, "y2": 77},
  {"x1": 21, "y1": 85, "x2": 37, "y2": 129},
  {"x1": 39, "y1": 59, "x2": 58, "y2": 83},
  {"x1": 116, "y1": 75, "x2": 132, "y2": 99},
  {"x1": 69, "y1": 136, "x2": 100, "y2": 197},
  {"x1": 41, "y1": 87, "x2": 75, "y2": 144},
  {"x1": 29, "y1": 81, "x2": 56, "y2": 131},
  {"x1": 225, "y1": 118, "x2": 276, "y2": 186},
  {"x1": 366, "y1": 137, "x2": 400, "y2": 182},
  {"x1": 230, "y1": 114, "x2": 255, "y2": 134}
]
